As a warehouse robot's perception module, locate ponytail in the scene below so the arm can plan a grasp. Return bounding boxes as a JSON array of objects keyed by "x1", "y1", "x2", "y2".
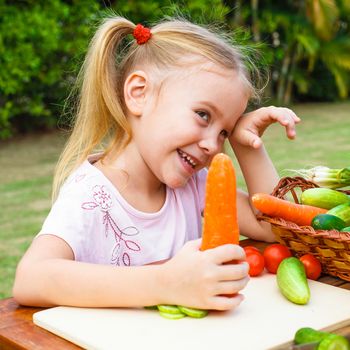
[{"x1": 53, "y1": 17, "x2": 134, "y2": 200}]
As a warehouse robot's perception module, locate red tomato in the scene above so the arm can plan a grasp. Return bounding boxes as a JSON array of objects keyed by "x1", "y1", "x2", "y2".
[
  {"x1": 245, "y1": 251, "x2": 265, "y2": 277},
  {"x1": 244, "y1": 246, "x2": 260, "y2": 254},
  {"x1": 299, "y1": 254, "x2": 322, "y2": 280},
  {"x1": 263, "y1": 244, "x2": 292, "y2": 274}
]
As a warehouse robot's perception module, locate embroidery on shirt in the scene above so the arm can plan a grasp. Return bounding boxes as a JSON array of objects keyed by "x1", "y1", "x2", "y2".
[{"x1": 82, "y1": 185, "x2": 141, "y2": 266}]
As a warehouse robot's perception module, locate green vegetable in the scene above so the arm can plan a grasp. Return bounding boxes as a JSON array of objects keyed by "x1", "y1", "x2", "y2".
[
  {"x1": 311, "y1": 214, "x2": 346, "y2": 231},
  {"x1": 294, "y1": 328, "x2": 350, "y2": 350},
  {"x1": 159, "y1": 311, "x2": 186, "y2": 319},
  {"x1": 276, "y1": 257, "x2": 310, "y2": 305},
  {"x1": 144, "y1": 305, "x2": 158, "y2": 310},
  {"x1": 294, "y1": 327, "x2": 329, "y2": 344},
  {"x1": 154, "y1": 304, "x2": 209, "y2": 320},
  {"x1": 177, "y1": 306, "x2": 208, "y2": 318},
  {"x1": 327, "y1": 203, "x2": 350, "y2": 226},
  {"x1": 318, "y1": 334, "x2": 350, "y2": 350},
  {"x1": 341, "y1": 226, "x2": 350, "y2": 232},
  {"x1": 289, "y1": 166, "x2": 350, "y2": 189},
  {"x1": 157, "y1": 305, "x2": 183, "y2": 314},
  {"x1": 301, "y1": 188, "x2": 350, "y2": 210}
]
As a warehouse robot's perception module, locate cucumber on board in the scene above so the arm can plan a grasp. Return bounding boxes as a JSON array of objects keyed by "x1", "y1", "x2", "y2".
[
  {"x1": 294, "y1": 327, "x2": 350, "y2": 350},
  {"x1": 311, "y1": 214, "x2": 346, "y2": 231},
  {"x1": 294, "y1": 327, "x2": 329, "y2": 344},
  {"x1": 327, "y1": 203, "x2": 350, "y2": 226},
  {"x1": 276, "y1": 257, "x2": 310, "y2": 305},
  {"x1": 301, "y1": 188, "x2": 350, "y2": 210}
]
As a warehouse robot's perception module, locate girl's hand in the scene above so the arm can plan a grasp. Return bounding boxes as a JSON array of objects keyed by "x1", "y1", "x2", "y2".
[
  {"x1": 161, "y1": 239, "x2": 249, "y2": 311},
  {"x1": 231, "y1": 106, "x2": 301, "y2": 149}
]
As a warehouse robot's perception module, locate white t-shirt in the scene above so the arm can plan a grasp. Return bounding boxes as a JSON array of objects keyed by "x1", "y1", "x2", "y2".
[{"x1": 38, "y1": 156, "x2": 207, "y2": 266}]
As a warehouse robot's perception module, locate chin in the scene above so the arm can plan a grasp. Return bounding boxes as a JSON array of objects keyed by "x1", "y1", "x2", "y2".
[{"x1": 166, "y1": 176, "x2": 188, "y2": 189}]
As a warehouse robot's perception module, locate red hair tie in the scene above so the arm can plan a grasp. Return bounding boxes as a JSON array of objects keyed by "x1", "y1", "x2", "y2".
[{"x1": 133, "y1": 24, "x2": 152, "y2": 45}]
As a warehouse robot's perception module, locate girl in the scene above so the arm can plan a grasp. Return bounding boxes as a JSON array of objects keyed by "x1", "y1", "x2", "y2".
[{"x1": 13, "y1": 16, "x2": 300, "y2": 311}]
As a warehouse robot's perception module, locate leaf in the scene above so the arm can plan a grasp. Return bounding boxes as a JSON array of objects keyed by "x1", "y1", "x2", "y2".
[
  {"x1": 111, "y1": 243, "x2": 121, "y2": 262},
  {"x1": 81, "y1": 202, "x2": 98, "y2": 210},
  {"x1": 121, "y1": 226, "x2": 139, "y2": 236},
  {"x1": 125, "y1": 240, "x2": 141, "y2": 252},
  {"x1": 122, "y1": 253, "x2": 130, "y2": 266}
]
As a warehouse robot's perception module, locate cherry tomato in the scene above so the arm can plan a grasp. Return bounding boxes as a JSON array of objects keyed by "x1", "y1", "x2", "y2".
[
  {"x1": 299, "y1": 254, "x2": 322, "y2": 280},
  {"x1": 263, "y1": 244, "x2": 292, "y2": 274},
  {"x1": 244, "y1": 246, "x2": 260, "y2": 254},
  {"x1": 245, "y1": 251, "x2": 265, "y2": 277}
]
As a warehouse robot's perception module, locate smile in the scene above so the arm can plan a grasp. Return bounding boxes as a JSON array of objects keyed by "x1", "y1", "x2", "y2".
[{"x1": 177, "y1": 149, "x2": 197, "y2": 168}]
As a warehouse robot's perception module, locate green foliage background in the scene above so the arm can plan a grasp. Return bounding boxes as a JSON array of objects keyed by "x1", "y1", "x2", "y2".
[{"x1": 1, "y1": 0, "x2": 350, "y2": 139}]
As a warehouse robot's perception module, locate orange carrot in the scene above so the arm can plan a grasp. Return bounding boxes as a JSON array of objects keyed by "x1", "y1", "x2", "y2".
[
  {"x1": 252, "y1": 193, "x2": 327, "y2": 226},
  {"x1": 200, "y1": 153, "x2": 239, "y2": 251}
]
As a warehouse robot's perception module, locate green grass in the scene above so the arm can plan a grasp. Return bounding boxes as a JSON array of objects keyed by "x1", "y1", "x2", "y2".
[
  {"x1": 0, "y1": 131, "x2": 66, "y2": 299},
  {"x1": 0, "y1": 101, "x2": 349, "y2": 299}
]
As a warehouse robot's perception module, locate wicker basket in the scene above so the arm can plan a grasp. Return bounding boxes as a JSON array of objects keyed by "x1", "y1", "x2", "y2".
[{"x1": 257, "y1": 176, "x2": 350, "y2": 281}]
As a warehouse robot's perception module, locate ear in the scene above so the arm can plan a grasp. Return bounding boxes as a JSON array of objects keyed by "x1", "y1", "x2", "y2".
[{"x1": 124, "y1": 70, "x2": 148, "y2": 116}]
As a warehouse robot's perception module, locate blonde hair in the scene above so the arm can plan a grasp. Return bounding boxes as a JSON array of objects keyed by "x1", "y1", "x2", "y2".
[{"x1": 53, "y1": 15, "x2": 260, "y2": 200}]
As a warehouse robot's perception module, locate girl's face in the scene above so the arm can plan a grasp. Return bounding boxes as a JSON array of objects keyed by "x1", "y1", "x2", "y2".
[{"x1": 129, "y1": 63, "x2": 249, "y2": 188}]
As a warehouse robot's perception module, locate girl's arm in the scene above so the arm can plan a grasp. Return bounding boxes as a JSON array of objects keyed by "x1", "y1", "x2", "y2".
[
  {"x1": 13, "y1": 234, "x2": 248, "y2": 310},
  {"x1": 229, "y1": 106, "x2": 300, "y2": 241}
]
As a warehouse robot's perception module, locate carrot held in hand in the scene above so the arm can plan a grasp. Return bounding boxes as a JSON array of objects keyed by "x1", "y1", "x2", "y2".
[
  {"x1": 200, "y1": 153, "x2": 239, "y2": 251},
  {"x1": 252, "y1": 193, "x2": 327, "y2": 226}
]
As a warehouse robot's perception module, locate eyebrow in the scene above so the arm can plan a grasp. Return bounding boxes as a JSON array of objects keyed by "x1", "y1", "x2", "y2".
[{"x1": 199, "y1": 101, "x2": 223, "y2": 118}]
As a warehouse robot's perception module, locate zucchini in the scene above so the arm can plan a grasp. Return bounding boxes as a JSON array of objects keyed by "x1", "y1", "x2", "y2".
[
  {"x1": 294, "y1": 327, "x2": 329, "y2": 344},
  {"x1": 318, "y1": 334, "x2": 350, "y2": 350},
  {"x1": 327, "y1": 203, "x2": 350, "y2": 226},
  {"x1": 311, "y1": 214, "x2": 346, "y2": 231},
  {"x1": 294, "y1": 327, "x2": 350, "y2": 350},
  {"x1": 301, "y1": 188, "x2": 350, "y2": 210},
  {"x1": 276, "y1": 257, "x2": 310, "y2": 305}
]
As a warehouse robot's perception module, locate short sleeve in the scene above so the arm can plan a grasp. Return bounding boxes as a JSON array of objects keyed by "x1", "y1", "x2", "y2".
[{"x1": 37, "y1": 185, "x2": 95, "y2": 261}]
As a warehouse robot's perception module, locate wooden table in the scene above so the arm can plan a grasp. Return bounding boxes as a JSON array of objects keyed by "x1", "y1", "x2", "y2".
[{"x1": 1, "y1": 239, "x2": 350, "y2": 350}]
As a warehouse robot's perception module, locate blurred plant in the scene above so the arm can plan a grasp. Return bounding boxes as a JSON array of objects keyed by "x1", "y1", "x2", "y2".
[{"x1": 0, "y1": 0, "x2": 100, "y2": 138}]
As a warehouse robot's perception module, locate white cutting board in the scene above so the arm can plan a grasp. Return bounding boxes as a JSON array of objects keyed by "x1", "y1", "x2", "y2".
[{"x1": 33, "y1": 273, "x2": 350, "y2": 350}]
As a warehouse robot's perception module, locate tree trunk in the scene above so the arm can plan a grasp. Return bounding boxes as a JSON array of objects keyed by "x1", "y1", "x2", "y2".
[
  {"x1": 251, "y1": 0, "x2": 260, "y2": 42},
  {"x1": 276, "y1": 50, "x2": 291, "y2": 104},
  {"x1": 283, "y1": 48, "x2": 298, "y2": 105}
]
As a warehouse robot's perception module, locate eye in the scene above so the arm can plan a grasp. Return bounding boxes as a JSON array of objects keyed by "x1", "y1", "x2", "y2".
[
  {"x1": 220, "y1": 129, "x2": 229, "y2": 138},
  {"x1": 196, "y1": 110, "x2": 210, "y2": 122}
]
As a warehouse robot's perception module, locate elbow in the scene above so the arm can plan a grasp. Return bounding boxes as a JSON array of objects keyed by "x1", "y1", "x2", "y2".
[
  {"x1": 12, "y1": 261, "x2": 35, "y2": 306},
  {"x1": 12, "y1": 261, "x2": 47, "y2": 307},
  {"x1": 12, "y1": 266, "x2": 30, "y2": 306}
]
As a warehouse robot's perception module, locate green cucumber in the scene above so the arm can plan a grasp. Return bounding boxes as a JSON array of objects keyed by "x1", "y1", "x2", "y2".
[
  {"x1": 301, "y1": 188, "x2": 350, "y2": 210},
  {"x1": 318, "y1": 334, "x2": 350, "y2": 350},
  {"x1": 311, "y1": 214, "x2": 346, "y2": 231},
  {"x1": 144, "y1": 305, "x2": 158, "y2": 310},
  {"x1": 294, "y1": 327, "x2": 329, "y2": 344},
  {"x1": 294, "y1": 328, "x2": 350, "y2": 350},
  {"x1": 341, "y1": 226, "x2": 350, "y2": 232},
  {"x1": 327, "y1": 203, "x2": 350, "y2": 226},
  {"x1": 157, "y1": 305, "x2": 183, "y2": 314},
  {"x1": 277, "y1": 257, "x2": 310, "y2": 305},
  {"x1": 177, "y1": 306, "x2": 208, "y2": 318},
  {"x1": 158, "y1": 311, "x2": 186, "y2": 319}
]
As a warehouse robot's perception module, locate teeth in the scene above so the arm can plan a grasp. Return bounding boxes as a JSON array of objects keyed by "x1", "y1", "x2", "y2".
[{"x1": 178, "y1": 150, "x2": 197, "y2": 168}]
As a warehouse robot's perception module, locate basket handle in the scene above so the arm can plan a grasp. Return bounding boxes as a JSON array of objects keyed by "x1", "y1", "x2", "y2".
[{"x1": 271, "y1": 176, "x2": 320, "y2": 204}]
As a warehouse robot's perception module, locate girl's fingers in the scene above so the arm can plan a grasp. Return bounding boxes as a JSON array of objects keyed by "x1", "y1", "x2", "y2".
[
  {"x1": 209, "y1": 293, "x2": 245, "y2": 311},
  {"x1": 214, "y1": 277, "x2": 250, "y2": 296},
  {"x1": 217, "y1": 261, "x2": 250, "y2": 281},
  {"x1": 208, "y1": 244, "x2": 246, "y2": 264},
  {"x1": 267, "y1": 107, "x2": 300, "y2": 140}
]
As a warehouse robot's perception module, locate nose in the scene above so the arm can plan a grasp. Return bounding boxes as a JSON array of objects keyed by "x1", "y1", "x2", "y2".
[{"x1": 198, "y1": 135, "x2": 222, "y2": 155}]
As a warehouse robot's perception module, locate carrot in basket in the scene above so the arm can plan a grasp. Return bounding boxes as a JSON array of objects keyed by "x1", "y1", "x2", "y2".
[
  {"x1": 200, "y1": 153, "x2": 239, "y2": 251},
  {"x1": 251, "y1": 193, "x2": 327, "y2": 226}
]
